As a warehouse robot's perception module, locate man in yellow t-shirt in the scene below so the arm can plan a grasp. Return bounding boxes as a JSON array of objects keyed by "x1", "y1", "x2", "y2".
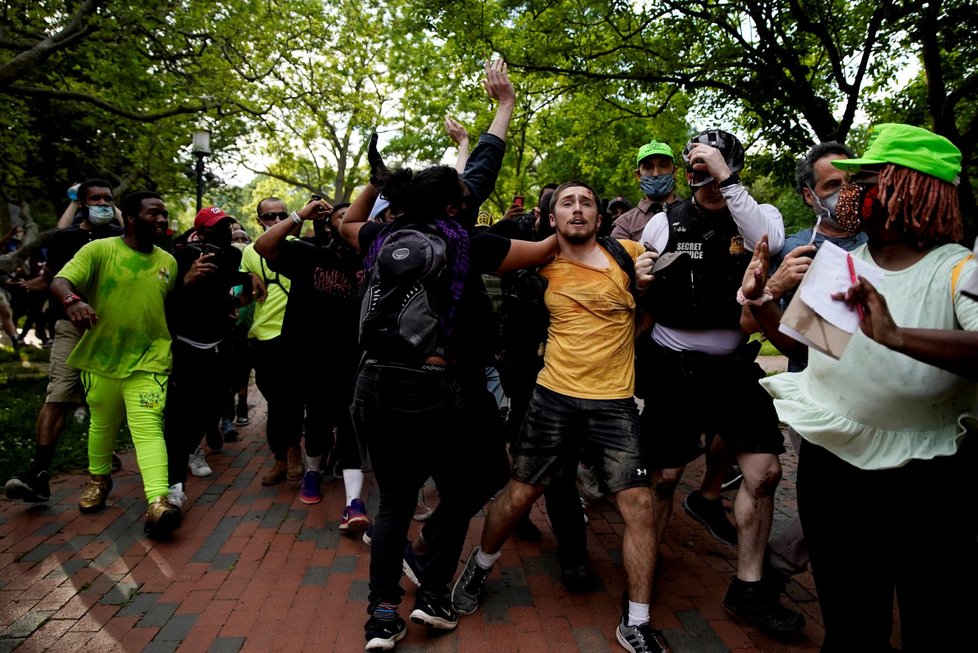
[
  {"x1": 51, "y1": 191, "x2": 181, "y2": 540},
  {"x1": 453, "y1": 181, "x2": 669, "y2": 653},
  {"x1": 239, "y1": 197, "x2": 304, "y2": 485}
]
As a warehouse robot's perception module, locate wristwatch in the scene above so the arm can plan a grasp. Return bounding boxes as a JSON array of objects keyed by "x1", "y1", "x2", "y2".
[
  {"x1": 290, "y1": 211, "x2": 303, "y2": 225},
  {"x1": 63, "y1": 293, "x2": 82, "y2": 307},
  {"x1": 718, "y1": 173, "x2": 741, "y2": 189}
]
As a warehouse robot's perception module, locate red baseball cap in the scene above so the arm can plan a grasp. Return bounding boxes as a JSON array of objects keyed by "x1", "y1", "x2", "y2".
[{"x1": 194, "y1": 206, "x2": 231, "y2": 229}]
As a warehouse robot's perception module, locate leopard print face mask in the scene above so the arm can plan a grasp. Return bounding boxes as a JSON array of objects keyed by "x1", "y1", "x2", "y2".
[{"x1": 835, "y1": 182, "x2": 883, "y2": 235}]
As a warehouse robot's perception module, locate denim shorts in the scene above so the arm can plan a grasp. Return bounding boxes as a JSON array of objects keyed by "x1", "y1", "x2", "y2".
[{"x1": 511, "y1": 385, "x2": 648, "y2": 494}]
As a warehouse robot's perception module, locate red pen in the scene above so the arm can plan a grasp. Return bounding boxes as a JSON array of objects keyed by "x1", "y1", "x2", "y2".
[{"x1": 846, "y1": 253, "x2": 864, "y2": 320}]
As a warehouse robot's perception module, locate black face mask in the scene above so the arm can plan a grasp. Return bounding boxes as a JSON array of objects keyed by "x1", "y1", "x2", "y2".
[{"x1": 201, "y1": 227, "x2": 232, "y2": 248}]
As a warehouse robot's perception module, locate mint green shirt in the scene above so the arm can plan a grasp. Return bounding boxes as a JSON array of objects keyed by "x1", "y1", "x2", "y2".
[
  {"x1": 762, "y1": 243, "x2": 978, "y2": 469},
  {"x1": 57, "y1": 237, "x2": 177, "y2": 378}
]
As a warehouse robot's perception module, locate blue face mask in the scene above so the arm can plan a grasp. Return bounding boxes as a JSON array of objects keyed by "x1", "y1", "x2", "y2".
[
  {"x1": 87, "y1": 204, "x2": 115, "y2": 226},
  {"x1": 640, "y1": 174, "x2": 675, "y2": 199}
]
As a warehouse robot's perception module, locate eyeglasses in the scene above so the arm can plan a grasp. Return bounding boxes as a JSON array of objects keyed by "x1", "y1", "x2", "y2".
[{"x1": 259, "y1": 212, "x2": 289, "y2": 221}]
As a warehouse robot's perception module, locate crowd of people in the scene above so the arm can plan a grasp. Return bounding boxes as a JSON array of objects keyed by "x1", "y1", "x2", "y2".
[{"x1": 3, "y1": 60, "x2": 976, "y2": 653}]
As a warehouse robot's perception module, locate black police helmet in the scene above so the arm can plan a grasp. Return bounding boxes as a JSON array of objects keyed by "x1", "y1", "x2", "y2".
[{"x1": 682, "y1": 129, "x2": 745, "y2": 188}]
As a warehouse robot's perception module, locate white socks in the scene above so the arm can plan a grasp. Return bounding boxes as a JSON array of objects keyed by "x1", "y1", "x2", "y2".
[
  {"x1": 626, "y1": 600, "x2": 650, "y2": 627},
  {"x1": 475, "y1": 548, "x2": 501, "y2": 569},
  {"x1": 343, "y1": 468, "x2": 364, "y2": 506}
]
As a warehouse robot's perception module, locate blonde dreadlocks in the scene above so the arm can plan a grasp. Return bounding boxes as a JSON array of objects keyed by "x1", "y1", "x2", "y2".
[{"x1": 878, "y1": 164, "x2": 962, "y2": 248}]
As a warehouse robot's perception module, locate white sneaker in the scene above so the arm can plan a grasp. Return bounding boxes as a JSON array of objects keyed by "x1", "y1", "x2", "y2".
[
  {"x1": 168, "y1": 483, "x2": 187, "y2": 509},
  {"x1": 188, "y1": 448, "x2": 212, "y2": 477}
]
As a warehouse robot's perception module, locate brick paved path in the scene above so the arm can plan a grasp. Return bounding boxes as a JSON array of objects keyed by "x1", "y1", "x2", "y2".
[{"x1": 1, "y1": 376, "x2": 824, "y2": 652}]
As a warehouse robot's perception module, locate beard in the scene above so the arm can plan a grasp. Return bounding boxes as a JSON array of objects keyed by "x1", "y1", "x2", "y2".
[{"x1": 561, "y1": 230, "x2": 595, "y2": 244}]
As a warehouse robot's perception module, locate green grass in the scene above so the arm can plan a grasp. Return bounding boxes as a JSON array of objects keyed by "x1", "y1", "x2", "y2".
[{"x1": 0, "y1": 346, "x2": 132, "y2": 482}]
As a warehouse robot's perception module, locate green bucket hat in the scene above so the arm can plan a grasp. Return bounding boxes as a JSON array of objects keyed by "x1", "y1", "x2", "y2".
[
  {"x1": 636, "y1": 140, "x2": 675, "y2": 165},
  {"x1": 831, "y1": 123, "x2": 961, "y2": 185}
]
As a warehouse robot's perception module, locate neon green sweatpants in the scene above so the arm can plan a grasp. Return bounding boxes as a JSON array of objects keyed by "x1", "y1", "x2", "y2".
[{"x1": 81, "y1": 370, "x2": 169, "y2": 502}]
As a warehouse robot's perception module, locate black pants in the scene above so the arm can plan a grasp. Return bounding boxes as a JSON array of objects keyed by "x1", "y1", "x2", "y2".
[
  {"x1": 798, "y1": 438, "x2": 977, "y2": 653},
  {"x1": 252, "y1": 336, "x2": 304, "y2": 460},
  {"x1": 352, "y1": 361, "x2": 508, "y2": 607},
  {"x1": 165, "y1": 340, "x2": 227, "y2": 485},
  {"x1": 299, "y1": 347, "x2": 360, "y2": 467}
]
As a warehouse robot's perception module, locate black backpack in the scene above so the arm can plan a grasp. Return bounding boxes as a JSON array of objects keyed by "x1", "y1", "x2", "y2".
[
  {"x1": 359, "y1": 225, "x2": 449, "y2": 360},
  {"x1": 597, "y1": 235, "x2": 638, "y2": 299}
]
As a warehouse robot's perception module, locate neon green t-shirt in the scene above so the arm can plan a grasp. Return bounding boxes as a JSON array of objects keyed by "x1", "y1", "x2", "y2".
[
  {"x1": 57, "y1": 237, "x2": 177, "y2": 378},
  {"x1": 239, "y1": 242, "x2": 291, "y2": 341}
]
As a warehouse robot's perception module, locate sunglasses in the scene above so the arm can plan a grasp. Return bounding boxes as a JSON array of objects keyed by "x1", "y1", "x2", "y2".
[{"x1": 259, "y1": 212, "x2": 289, "y2": 221}]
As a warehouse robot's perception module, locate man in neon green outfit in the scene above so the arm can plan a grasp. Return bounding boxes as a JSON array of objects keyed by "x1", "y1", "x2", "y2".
[{"x1": 51, "y1": 191, "x2": 182, "y2": 539}]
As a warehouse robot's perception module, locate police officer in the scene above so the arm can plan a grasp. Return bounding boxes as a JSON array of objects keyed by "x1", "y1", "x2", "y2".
[{"x1": 638, "y1": 129, "x2": 803, "y2": 635}]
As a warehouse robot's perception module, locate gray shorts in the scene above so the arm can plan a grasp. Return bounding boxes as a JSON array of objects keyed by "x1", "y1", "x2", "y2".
[{"x1": 45, "y1": 319, "x2": 84, "y2": 404}]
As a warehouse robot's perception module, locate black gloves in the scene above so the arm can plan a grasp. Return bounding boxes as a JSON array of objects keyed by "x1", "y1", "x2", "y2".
[{"x1": 367, "y1": 132, "x2": 389, "y2": 188}]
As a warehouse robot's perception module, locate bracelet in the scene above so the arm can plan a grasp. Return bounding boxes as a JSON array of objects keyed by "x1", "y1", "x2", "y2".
[
  {"x1": 736, "y1": 287, "x2": 773, "y2": 306},
  {"x1": 290, "y1": 211, "x2": 302, "y2": 225},
  {"x1": 63, "y1": 293, "x2": 82, "y2": 307}
]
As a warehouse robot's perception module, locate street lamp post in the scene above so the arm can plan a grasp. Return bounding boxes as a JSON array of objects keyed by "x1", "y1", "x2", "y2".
[{"x1": 191, "y1": 129, "x2": 211, "y2": 213}]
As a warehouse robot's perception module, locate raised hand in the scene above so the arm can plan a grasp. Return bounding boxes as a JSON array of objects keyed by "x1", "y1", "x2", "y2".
[
  {"x1": 367, "y1": 132, "x2": 389, "y2": 187},
  {"x1": 482, "y1": 59, "x2": 515, "y2": 105},
  {"x1": 740, "y1": 234, "x2": 771, "y2": 300},
  {"x1": 444, "y1": 117, "x2": 469, "y2": 146}
]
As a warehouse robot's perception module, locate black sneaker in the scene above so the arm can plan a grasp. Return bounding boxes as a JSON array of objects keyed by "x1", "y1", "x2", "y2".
[
  {"x1": 4, "y1": 470, "x2": 51, "y2": 503},
  {"x1": 560, "y1": 562, "x2": 595, "y2": 593},
  {"x1": 365, "y1": 609, "x2": 406, "y2": 651},
  {"x1": 111, "y1": 453, "x2": 123, "y2": 473},
  {"x1": 723, "y1": 576, "x2": 805, "y2": 634},
  {"x1": 409, "y1": 590, "x2": 458, "y2": 631},
  {"x1": 616, "y1": 618, "x2": 670, "y2": 653},
  {"x1": 235, "y1": 400, "x2": 250, "y2": 425},
  {"x1": 451, "y1": 547, "x2": 492, "y2": 615},
  {"x1": 683, "y1": 490, "x2": 738, "y2": 546}
]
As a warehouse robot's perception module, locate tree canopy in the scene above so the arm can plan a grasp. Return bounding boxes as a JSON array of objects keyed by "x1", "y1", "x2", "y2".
[{"x1": 2, "y1": 0, "x2": 975, "y2": 235}]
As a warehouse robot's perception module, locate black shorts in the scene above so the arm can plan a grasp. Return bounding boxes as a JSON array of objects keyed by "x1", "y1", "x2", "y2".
[
  {"x1": 511, "y1": 385, "x2": 649, "y2": 494},
  {"x1": 640, "y1": 342, "x2": 785, "y2": 469}
]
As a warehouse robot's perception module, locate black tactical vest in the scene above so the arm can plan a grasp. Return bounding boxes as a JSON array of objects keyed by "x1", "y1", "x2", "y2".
[{"x1": 648, "y1": 200, "x2": 752, "y2": 330}]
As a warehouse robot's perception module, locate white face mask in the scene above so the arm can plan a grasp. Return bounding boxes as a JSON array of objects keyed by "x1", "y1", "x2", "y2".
[
  {"x1": 87, "y1": 204, "x2": 115, "y2": 226},
  {"x1": 808, "y1": 185, "x2": 843, "y2": 228}
]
